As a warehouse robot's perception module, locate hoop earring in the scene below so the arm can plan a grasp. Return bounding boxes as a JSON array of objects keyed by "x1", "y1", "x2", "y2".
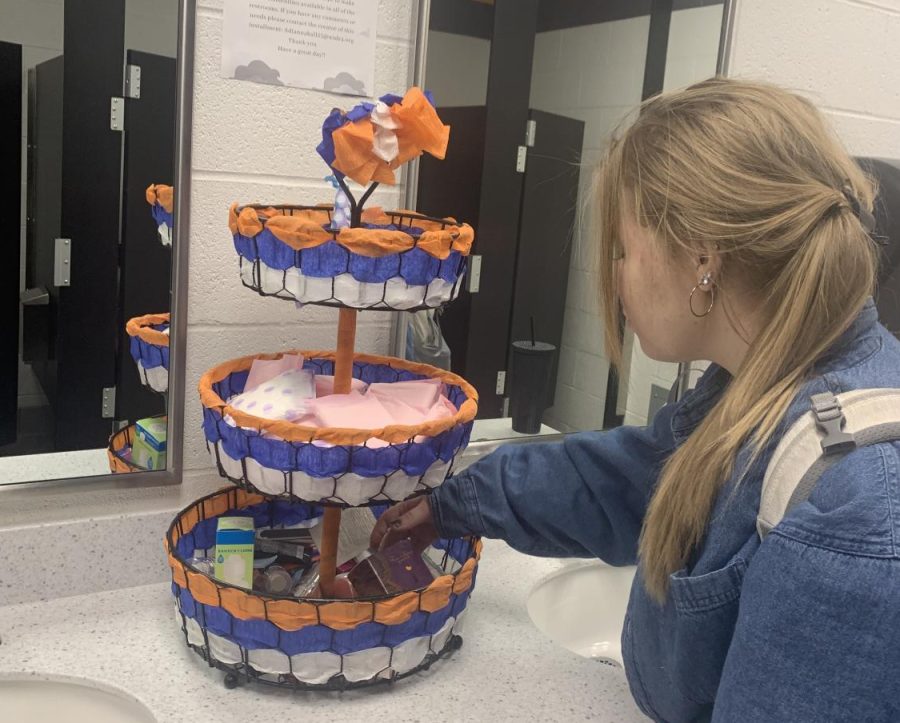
[{"x1": 689, "y1": 272, "x2": 715, "y2": 318}]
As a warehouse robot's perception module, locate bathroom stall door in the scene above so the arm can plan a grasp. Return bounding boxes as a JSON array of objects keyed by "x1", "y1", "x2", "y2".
[
  {"x1": 0, "y1": 41, "x2": 23, "y2": 446},
  {"x1": 508, "y1": 109, "x2": 584, "y2": 409},
  {"x1": 53, "y1": 0, "x2": 126, "y2": 450},
  {"x1": 117, "y1": 49, "x2": 176, "y2": 424},
  {"x1": 25, "y1": 57, "x2": 63, "y2": 405}
]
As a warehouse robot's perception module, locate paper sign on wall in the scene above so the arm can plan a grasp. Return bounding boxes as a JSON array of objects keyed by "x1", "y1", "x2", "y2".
[{"x1": 221, "y1": 0, "x2": 376, "y2": 97}]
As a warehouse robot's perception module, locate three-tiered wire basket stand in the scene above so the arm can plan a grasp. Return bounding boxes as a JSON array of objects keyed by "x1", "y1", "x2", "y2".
[{"x1": 164, "y1": 88, "x2": 483, "y2": 690}]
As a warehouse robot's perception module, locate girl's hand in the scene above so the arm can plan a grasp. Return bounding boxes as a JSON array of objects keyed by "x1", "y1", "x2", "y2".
[{"x1": 370, "y1": 496, "x2": 438, "y2": 552}]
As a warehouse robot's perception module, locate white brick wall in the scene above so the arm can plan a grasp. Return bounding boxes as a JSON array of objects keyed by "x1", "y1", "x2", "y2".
[
  {"x1": 530, "y1": 16, "x2": 648, "y2": 433},
  {"x1": 182, "y1": 0, "x2": 415, "y2": 469},
  {"x1": 728, "y1": 0, "x2": 900, "y2": 159}
]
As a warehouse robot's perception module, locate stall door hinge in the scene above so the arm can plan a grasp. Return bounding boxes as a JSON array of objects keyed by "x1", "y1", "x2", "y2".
[
  {"x1": 101, "y1": 387, "x2": 116, "y2": 418},
  {"x1": 496, "y1": 370, "x2": 507, "y2": 395},
  {"x1": 110, "y1": 97, "x2": 125, "y2": 131},
  {"x1": 466, "y1": 254, "x2": 482, "y2": 293},
  {"x1": 525, "y1": 119, "x2": 537, "y2": 147},
  {"x1": 516, "y1": 145, "x2": 527, "y2": 173},
  {"x1": 53, "y1": 238, "x2": 71, "y2": 287},
  {"x1": 125, "y1": 64, "x2": 142, "y2": 99}
]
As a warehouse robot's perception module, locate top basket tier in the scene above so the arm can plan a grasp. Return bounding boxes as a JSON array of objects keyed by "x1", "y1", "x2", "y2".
[{"x1": 229, "y1": 204, "x2": 474, "y2": 312}]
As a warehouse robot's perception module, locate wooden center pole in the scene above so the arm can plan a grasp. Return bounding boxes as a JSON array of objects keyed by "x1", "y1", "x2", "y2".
[{"x1": 318, "y1": 307, "x2": 358, "y2": 597}]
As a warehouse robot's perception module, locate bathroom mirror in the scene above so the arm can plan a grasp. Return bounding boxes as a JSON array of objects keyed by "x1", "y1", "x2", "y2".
[
  {"x1": 400, "y1": 0, "x2": 729, "y2": 441},
  {"x1": 0, "y1": 0, "x2": 192, "y2": 485}
]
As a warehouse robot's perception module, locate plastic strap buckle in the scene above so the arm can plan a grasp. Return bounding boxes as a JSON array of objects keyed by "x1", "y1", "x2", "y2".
[{"x1": 810, "y1": 392, "x2": 856, "y2": 455}]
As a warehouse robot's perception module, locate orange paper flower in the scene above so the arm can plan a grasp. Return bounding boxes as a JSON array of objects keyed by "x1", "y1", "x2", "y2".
[{"x1": 329, "y1": 87, "x2": 450, "y2": 186}]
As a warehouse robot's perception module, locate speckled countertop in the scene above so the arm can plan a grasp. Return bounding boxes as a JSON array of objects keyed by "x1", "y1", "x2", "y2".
[{"x1": 0, "y1": 539, "x2": 646, "y2": 722}]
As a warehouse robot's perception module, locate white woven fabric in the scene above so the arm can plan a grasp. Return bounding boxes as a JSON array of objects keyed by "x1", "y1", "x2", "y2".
[
  {"x1": 175, "y1": 602, "x2": 462, "y2": 684},
  {"x1": 137, "y1": 361, "x2": 168, "y2": 393},
  {"x1": 241, "y1": 258, "x2": 459, "y2": 310},
  {"x1": 213, "y1": 441, "x2": 451, "y2": 504}
]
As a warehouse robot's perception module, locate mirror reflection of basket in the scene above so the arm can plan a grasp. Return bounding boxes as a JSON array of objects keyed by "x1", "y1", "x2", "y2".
[
  {"x1": 199, "y1": 352, "x2": 478, "y2": 505},
  {"x1": 127, "y1": 313, "x2": 170, "y2": 394},
  {"x1": 230, "y1": 205, "x2": 474, "y2": 311},
  {"x1": 108, "y1": 423, "x2": 142, "y2": 473},
  {"x1": 167, "y1": 488, "x2": 481, "y2": 688},
  {"x1": 146, "y1": 183, "x2": 173, "y2": 247},
  {"x1": 108, "y1": 416, "x2": 167, "y2": 473}
]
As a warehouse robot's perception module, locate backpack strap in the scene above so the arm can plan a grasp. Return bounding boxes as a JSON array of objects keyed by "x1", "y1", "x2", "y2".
[{"x1": 757, "y1": 388, "x2": 900, "y2": 540}]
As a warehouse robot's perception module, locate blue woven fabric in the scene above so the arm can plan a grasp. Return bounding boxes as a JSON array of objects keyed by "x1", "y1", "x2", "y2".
[
  {"x1": 202, "y1": 359, "x2": 473, "y2": 478},
  {"x1": 232, "y1": 229, "x2": 467, "y2": 287},
  {"x1": 151, "y1": 203, "x2": 173, "y2": 230},
  {"x1": 129, "y1": 323, "x2": 169, "y2": 370},
  {"x1": 175, "y1": 584, "x2": 471, "y2": 655}
]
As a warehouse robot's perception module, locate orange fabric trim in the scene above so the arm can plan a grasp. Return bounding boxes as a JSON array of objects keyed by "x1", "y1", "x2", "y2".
[
  {"x1": 374, "y1": 591, "x2": 420, "y2": 625},
  {"x1": 236, "y1": 205, "x2": 264, "y2": 237},
  {"x1": 453, "y1": 558, "x2": 477, "y2": 594},
  {"x1": 264, "y1": 214, "x2": 335, "y2": 250},
  {"x1": 419, "y1": 576, "x2": 454, "y2": 613},
  {"x1": 146, "y1": 184, "x2": 174, "y2": 214},
  {"x1": 338, "y1": 228, "x2": 412, "y2": 257},
  {"x1": 198, "y1": 350, "x2": 479, "y2": 445},
  {"x1": 126, "y1": 313, "x2": 170, "y2": 347},
  {"x1": 166, "y1": 489, "x2": 481, "y2": 631}
]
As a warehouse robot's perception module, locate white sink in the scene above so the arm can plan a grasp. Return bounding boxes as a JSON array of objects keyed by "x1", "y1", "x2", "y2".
[
  {"x1": 0, "y1": 677, "x2": 156, "y2": 723},
  {"x1": 527, "y1": 562, "x2": 636, "y2": 667}
]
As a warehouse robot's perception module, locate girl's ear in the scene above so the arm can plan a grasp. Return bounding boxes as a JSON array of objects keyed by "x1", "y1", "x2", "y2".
[{"x1": 696, "y1": 245, "x2": 722, "y2": 278}]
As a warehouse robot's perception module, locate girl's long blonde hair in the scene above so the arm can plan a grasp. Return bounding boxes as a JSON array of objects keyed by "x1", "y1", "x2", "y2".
[{"x1": 596, "y1": 78, "x2": 878, "y2": 602}]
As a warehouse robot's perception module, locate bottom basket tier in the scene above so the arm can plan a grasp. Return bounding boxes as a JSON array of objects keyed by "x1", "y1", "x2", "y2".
[{"x1": 166, "y1": 487, "x2": 481, "y2": 689}]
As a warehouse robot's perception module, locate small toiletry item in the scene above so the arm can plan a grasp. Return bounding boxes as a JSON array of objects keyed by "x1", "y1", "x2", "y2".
[
  {"x1": 257, "y1": 528, "x2": 316, "y2": 562},
  {"x1": 214, "y1": 517, "x2": 255, "y2": 589},
  {"x1": 309, "y1": 508, "x2": 376, "y2": 567},
  {"x1": 423, "y1": 545, "x2": 462, "y2": 575},
  {"x1": 292, "y1": 563, "x2": 320, "y2": 598},
  {"x1": 188, "y1": 556, "x2": 214, "y2": 576},
  {"x1": 253, "y1": 552, "x2": 278, "y2": 569},
  {"x1": 262, "y1": 565, "x2": 293, "y2": 595},
  {"x1": 132, "y1": 417, "x2": 167, "y2": 469},
  {"x1": 421, "y1": 551, "x2": 446, "y2": 579},
  {"x1": 347, "y1": 539, "x2": 435, "y2": 597}
]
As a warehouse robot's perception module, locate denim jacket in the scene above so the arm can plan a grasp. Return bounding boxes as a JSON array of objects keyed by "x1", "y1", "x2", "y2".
[{"x1": 431, "y1": 300, "x2": 900, "y2": 722}]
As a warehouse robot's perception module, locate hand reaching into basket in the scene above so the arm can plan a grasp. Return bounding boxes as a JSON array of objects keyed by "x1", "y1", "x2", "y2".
[{"x1": 371, "y1": 497, "x2": 439, "y2": 553}]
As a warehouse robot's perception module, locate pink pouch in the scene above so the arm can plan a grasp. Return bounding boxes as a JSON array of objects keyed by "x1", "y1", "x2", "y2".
[
  {"x1": 366, "y1": 379, "x2": 442, "y2": 413},
  {"x1": 245, "y1": 354, "x2": 304, "y2": 393},
  {"x1": 308, "y1": 391, "x2": 396, "y2": 429}
]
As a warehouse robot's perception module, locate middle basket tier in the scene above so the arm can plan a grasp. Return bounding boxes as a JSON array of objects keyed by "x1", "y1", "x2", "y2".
[{"x1": 200, "y1": 351, "x2": 479, "y2": 506}]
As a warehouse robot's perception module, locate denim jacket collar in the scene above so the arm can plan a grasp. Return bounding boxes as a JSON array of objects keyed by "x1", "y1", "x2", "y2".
[{"x1": 669, "y1": 298, "x2": 880, "y2": 444}]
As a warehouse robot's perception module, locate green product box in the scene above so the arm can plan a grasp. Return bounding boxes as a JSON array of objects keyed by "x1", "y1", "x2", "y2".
[
  {"x1": 214, "y1": 517, "x2": 255, "y2": 589},
  {"x1": 135, "y1": 417, "x2": 167, "y2": 451},
  {"x1": 131, "y1": 433, "x2": 167, "y2": 470}
]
